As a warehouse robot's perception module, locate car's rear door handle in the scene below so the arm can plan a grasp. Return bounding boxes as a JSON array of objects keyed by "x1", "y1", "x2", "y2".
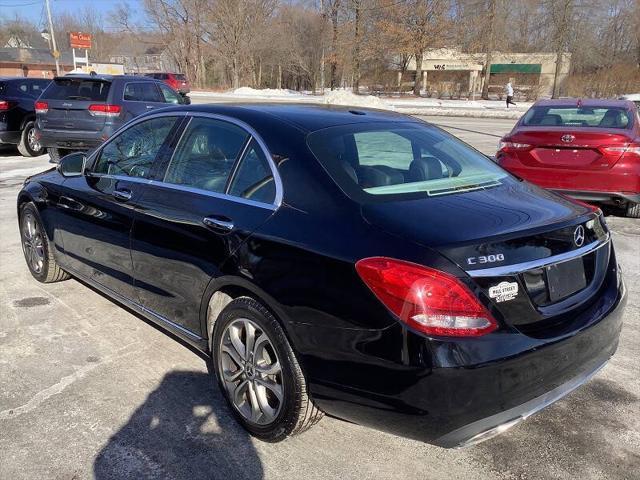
[
  {"x1": 113, "y1": 189, "x2": 132, "y2": 201},
  {"x1": 203, "y1": 216, "x2": 234, "y2": 232},
  {"x1": 146, "y1": 105, "x2": 155, "y2": 109}
]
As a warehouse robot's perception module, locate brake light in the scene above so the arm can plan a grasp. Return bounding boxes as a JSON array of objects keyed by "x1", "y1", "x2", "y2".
[
  {"x1": 34, "y1": 101, "x2": 48, "y2": 114},
  {"x1": 0, "y1": 100, "x2": 11, "y2": 111},
  {"x1": 88, "y1": 104, "x2": 121, "y2": 117},
  {"x1": 498, "y1": 140, "x2": 531, "y2": 152},
  {"x1": 355, "y1": 257, "x2": 498, "y2": 337},
  {"x1": 602, "y1": 144, "x2": 640, "y2": 157}
]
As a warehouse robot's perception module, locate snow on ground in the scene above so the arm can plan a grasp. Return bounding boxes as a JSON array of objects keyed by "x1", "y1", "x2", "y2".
[{"x1": 189, "y1": 88, "x2": 530, "y2": 118}]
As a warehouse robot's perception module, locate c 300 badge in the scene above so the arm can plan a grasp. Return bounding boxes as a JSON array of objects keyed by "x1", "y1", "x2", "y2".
[{"x1": 488, "y1": 281, "x2": 519, "y2": 303}]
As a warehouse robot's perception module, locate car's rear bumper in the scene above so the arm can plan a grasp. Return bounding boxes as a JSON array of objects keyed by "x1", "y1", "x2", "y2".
[
  {"x1": 553, "y1": 189, "x2": 640, "y2": 205},
  {"x1": 0, "y1": 130, "x2": 20, "y2": 145},
  {"x1": 35, "y1": 128, "x2": 109, "y2": 150},
  {"x1": 305, "y1": 256, "x2": 626, "y2": 447}
]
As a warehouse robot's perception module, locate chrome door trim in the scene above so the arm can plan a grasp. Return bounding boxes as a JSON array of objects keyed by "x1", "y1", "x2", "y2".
[{"x1": 467, "y1": 233, "x2": 611, "y2": 278}]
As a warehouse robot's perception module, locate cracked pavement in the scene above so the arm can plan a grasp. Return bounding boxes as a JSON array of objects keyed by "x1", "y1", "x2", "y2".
[{"x1": 1, "y1": 116, "x2": 639, "y2": 480}]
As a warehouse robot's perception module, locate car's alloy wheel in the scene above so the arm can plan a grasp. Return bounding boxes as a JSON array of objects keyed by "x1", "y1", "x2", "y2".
[
  {"x1": 212, "y1": 297, "x2": 323, "y2": 441},
  {"x1": 17, "y1": 121, "x2": 44, "y2": 157},
  {"x1": 21, "y1": 211, "x2": 45, "y2": 274},
  {"x1": 218, "y1": 317, "x2": 284, "y2": 425},
  {"x1": 19, "y1": 203, "x2": 70, "y2": 283}
]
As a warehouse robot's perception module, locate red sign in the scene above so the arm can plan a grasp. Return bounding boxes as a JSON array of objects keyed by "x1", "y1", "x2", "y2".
[{"x1": 69, "y1": 32, "x2": 92, "y2": 49}]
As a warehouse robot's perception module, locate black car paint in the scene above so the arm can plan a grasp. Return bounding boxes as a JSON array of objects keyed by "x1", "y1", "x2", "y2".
[
  {"x1": 18, "y1": 104, "x2": 625, "y2": 447},
  {"x1": 0, "y1": 77, "x2": 50, "y2": 145},
  {"x1": 35, "y1": 75, "x2": 185, "y2": 154}
]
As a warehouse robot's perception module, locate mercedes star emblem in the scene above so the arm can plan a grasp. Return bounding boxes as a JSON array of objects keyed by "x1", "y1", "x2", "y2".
[{"x1": 574, "y1": 225, "x2": 585, "y2": 247}]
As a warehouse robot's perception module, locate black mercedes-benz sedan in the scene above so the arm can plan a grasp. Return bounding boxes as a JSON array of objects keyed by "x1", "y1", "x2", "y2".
[{"x1": 17, "y1": 104, "x2": 626, "y2": 448}]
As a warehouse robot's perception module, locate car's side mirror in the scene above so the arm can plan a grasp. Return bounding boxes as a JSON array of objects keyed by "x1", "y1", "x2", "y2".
[
  {"x1": 57, "y1": 152, "x2": 86, "y2": 177},
  {"x1": 181, "y1": 95, "x2": 191, "y2": 105}
]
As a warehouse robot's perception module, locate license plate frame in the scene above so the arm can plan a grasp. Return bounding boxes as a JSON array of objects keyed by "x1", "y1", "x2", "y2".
[{"x1": 546, "y1": 257, "x2": 587, "y2": 302}]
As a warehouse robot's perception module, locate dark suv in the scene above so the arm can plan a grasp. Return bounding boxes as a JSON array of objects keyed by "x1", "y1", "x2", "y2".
[
  {"x1": 34, "y1": 74, "x2": 188, "y2": 162},
  {"x1": 0, "y1": 77, "x2": 51, "y2": 157}
]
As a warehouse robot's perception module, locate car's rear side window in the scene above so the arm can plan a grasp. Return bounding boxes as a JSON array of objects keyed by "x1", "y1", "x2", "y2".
[
  {"x1": 307, "y1": 122, "x2": 508, "y2": 201},
  {"x1": 124, "y1": 82, "x2": 162, "y2": 102},
  {"x1": 522, "y1": 106, "x2": 632, "y2": 129},
  {"x1": 163, "y1": 117, "x2": 249, "y2": 193},
  {"x1": 228, "y1": 139, "x2": 275, "y2": 204},
  {"x1": 42, "y1": 78, "x2": 110, "y2": 101},
  {"x1": 93, "y1": 116, "x2": 177, "y2": 178}
]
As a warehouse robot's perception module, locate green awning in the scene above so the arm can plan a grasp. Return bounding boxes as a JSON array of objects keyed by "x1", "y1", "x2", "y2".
[{"x1": 490, "y1": 63, "x2": 541, "y2": 74}]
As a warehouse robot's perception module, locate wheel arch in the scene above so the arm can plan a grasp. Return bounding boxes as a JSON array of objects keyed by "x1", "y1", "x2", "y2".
[
  {"x1": 200, "y1": 276, "x2": 295, "y2": 354},
  {"x1": 19, "y1": 113, "x2": 36, "y2": 131}
]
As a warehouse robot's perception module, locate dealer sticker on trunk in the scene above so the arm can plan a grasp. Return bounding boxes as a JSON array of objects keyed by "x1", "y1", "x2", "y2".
[{"x1": 488, "y1": 281, "x2": 519, "y2": 303}]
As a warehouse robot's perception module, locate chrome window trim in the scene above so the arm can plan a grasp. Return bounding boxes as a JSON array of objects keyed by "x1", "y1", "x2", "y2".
[
  {"x1": 467, "y1": 233, "x2": 610, "y2": 278},
  {"x1": 86, "y1": 110, "x2": 284, "y2": 210}
]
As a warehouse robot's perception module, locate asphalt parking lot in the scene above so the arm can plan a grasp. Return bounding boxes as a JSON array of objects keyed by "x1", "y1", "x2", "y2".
[{"x1": 1, "y1": 115, "x2": 639, "y2": 480}]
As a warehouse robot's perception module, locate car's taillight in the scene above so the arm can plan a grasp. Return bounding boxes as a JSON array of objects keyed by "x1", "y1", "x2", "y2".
[
  {"x1": 0, "y1": 100, "x2": 12, "y2": 111},
  {"x1": 34, "y1": 101, "x2": 48, "y2": 114},
  {"x1": 603, "y1": 144, "x2": 640, "y2": 157},
  {"x1": 355, "y1": 257, "x2": 498, "y2": 337},
  {"x1": 88, "y1": 104, "x2": 121, "y2": 117},
  {"x1": 498, "y1": 140, "x2": 532, "y2": 152}
]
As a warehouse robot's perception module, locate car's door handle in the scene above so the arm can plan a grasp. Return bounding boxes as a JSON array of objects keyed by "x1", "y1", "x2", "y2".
[
  {"x1": 203, "y1": 216, "x2": 234, "y2": 232},
  {"x1": 146, "y1": 105, "x2": 155, "y2": 109},
  {"x1": 113, "y1": 189, "x2": 132, "y2": 201}
]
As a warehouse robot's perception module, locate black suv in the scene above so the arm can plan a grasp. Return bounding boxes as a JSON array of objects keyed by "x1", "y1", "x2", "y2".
[
  {"x1": 34, "y1": 74, "x2": 189, "y2": 162},
  {"x1": 0, "y1": 77, "x2": 51, "y2": 157}
]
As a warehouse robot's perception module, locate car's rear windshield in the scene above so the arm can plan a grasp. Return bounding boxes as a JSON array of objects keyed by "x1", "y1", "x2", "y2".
[
  {"x1": 307, "y1": 122, "x2": 509, "y2": 202},
  {"x1": 42, "y1": 78, "x2": 111, "y2": 101},
  {"x1": 522, "y1": 105, "x2": 633, "y2": 129},
  {"x1": 173, "y1": 74, "x2": 186, "y2": 81}
]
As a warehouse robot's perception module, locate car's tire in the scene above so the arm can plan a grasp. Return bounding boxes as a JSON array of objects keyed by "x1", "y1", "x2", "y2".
[
  {"x1": 17, "y1": 121, "x2": 45, "y2": 157},
  {"x1": 19, "y1": 202, "x2": 70, "y2": 283},
  {"x1": 48, "y1": 148, "x2": 73, "y2": 164},
  {"x1": 212, "y1": 296, "x2": 323, "y2": 442},
  {"x1": 625, "y1": 202, "x2": 640, "y2": 218}
]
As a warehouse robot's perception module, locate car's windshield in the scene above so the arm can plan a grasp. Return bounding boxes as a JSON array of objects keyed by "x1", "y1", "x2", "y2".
[
  {"x1": 522, "y1": 105, "x2": 632, "y2": 129},
  {"x1": 307, "y1": 122, "x2": 509, "y2": 202}
]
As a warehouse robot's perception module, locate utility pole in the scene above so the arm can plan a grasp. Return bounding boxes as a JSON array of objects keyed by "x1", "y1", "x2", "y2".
[{"x1": 45, "y1": 0, "x2": 61, "y2": 76}]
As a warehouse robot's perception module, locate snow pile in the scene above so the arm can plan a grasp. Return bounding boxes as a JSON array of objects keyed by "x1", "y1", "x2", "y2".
[
  {"x1": 232, "y1": 87, "x2": 302, "y2": 97},
  {"x1": 322, "y1": 89, "x2": 393, "y2": 110}
]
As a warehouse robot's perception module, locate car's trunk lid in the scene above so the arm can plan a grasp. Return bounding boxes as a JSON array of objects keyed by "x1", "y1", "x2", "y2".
[
  {"x1": 39, "y1": 78, "x2": 112, "y2": 132},
  {"x1": 361, "y1": 180, "x2": 611, "y2": 332},
  {"x1": 512, "y1": 127, "x2": 633, "y2": 170}
]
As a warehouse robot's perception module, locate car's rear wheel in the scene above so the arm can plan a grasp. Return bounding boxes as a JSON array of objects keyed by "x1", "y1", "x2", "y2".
[
  {"x1": 48, "y1": 147, "x2": 73, "y2": 164},
  {"x1": 626, "y1": 202, "x2": 640, "y2": 218},
  {"x1": 212, "y1": 297, "x2": 323, "y2": 442},
  {"x1": 19, "y1": 202, "x2": 70, "y2": 283},
  {"x1": 17, "y1": 121, "x2": 45, "y2": 157}
]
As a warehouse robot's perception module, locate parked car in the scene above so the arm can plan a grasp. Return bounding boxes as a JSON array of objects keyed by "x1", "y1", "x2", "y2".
[
  {"x1": 0, "y1": 77, "x2": 50, "y2": 156},
  {"x1": 619, "y1": 93, "x2": 640, "y2": 108},
  {"x1": 497, "y1": 99, "x2": 640, "y2": 217},
  {"x1": 18, "y1": 104, "x2": 626, "y2": 448},
  {"x1": 145, "y1": 72, "x2": 190, "y2": 95},
  {"x1": 34, "y1": 74, "x2": 189, "y2": 163}
]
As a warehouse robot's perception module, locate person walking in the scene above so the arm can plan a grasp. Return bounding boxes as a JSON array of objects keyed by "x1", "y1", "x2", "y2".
[{"x1": 505, "y1": 82, "x2": 516, "y2": 108}]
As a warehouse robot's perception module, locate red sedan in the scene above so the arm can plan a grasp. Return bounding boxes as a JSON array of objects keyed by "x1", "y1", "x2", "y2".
[{"x1": 497, "y1": 99, "x2": 640, "y2": 217}]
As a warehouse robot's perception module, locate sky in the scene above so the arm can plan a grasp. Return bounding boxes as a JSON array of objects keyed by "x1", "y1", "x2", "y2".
[{"x1": 0, "y1": 0, "x2": 145, "y2": 28}]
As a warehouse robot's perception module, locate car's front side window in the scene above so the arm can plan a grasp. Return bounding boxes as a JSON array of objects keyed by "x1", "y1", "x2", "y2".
[
  {"x1": 158, "y1": 84, "x2": 181, "y2": 104},
  {"x1": 163, "y1": 117, "x2": 249, "y2": 193},
  {"x1": 92, "y1": 116, "x2": 178, "y2": 178}
]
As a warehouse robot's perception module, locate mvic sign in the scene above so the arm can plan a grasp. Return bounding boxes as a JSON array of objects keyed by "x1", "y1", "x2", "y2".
[
  {"x1": 69, "y1": 32, "x2": 92, "y2": 50},
  {"x1": 425, "y1": 62, "x2": 482, "y2": 71}
]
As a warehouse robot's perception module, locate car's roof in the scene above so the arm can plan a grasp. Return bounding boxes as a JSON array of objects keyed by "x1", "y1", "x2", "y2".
[
  {"x1": 0, "y1": 76, "x2": 50, "y2": 82},
  {"x1": 54, "y1": 74, "x2": 157, "y2": 82},
  {"x1": 166, "y1": 103, "x2": 421, "y2": 132},
  {"x1": 533, "y1": 98, "x2": 635, "y2": 109}
]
